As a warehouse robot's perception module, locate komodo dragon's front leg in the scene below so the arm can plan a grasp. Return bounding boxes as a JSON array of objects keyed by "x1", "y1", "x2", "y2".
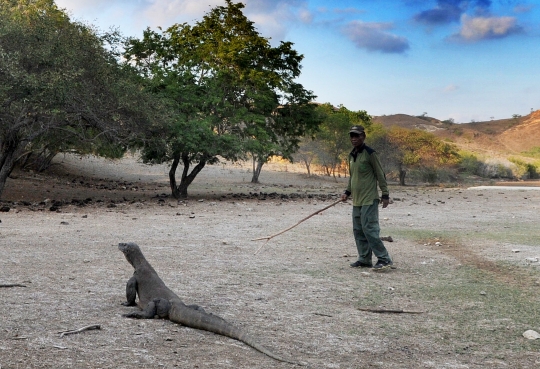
[{"x1": 121, "y1": 276, "x2": 137, "y2": 306}]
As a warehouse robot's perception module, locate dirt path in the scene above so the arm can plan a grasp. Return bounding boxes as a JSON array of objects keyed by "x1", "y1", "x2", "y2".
[{"x1": 1, "y1": 155, "x2": 539, "y2": 368}]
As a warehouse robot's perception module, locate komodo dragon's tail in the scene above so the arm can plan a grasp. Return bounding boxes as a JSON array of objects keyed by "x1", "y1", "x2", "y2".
[{"x1": 169, "y1": 302, "x2": 303, "y2": 365}]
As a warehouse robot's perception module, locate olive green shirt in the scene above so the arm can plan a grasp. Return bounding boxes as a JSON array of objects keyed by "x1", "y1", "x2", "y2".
[{"x1": 346, "y1": 144, "x2": 389, "y2": 207}]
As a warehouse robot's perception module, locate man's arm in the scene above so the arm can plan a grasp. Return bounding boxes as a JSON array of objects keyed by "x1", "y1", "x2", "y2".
[{"x1": 370, "y1": 152, "x2": 389, "y2": 208}]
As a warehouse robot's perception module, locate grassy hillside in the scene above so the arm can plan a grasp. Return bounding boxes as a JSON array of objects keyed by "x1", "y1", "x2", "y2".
[{"x1": 373, "y1": 110, "x2": 540, "y2": 160}]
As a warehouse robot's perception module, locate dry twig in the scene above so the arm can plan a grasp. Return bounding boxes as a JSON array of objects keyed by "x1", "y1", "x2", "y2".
[
  {"x1": 358, "y1": 308, "x2": 424, "y2": 314},
  {"x1": 0, "y1": 284, "x2": 27, "y2": 288},
  {"x1": 58, "y1": 324, "x2": 101, "y2": 337},
  {"x1": 252, "y1": 199, "x2": 343, "y2": 254}
]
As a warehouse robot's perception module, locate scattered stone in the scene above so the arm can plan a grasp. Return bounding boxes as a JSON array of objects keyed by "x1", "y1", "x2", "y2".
[
  {"x1": 435, "y1": 242, "x2": 442, "y2": 246},
  {"x1": 525, "y1": 258, "x2": 539, "y2": 263},
  {"x1": 523, "y1": 330, "x2": 540, "y2": 340},
  {"x1": 480, "y1": 291, "x2": 487, "y2": 296},
  {"x1": 60, "y1": 221, "x2": 69, "y2": 225},
  {"x1": 1, "y1": 206, "x2": 10, "y2": 212},
  {"x1": 512, "y1": 249, "x2": 520, "y2": 253}
]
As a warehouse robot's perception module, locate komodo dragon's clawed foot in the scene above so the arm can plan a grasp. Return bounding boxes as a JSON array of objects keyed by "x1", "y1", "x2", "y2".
[{"x1": 123, "y1": 298, "x2": 171, "y2": 319}]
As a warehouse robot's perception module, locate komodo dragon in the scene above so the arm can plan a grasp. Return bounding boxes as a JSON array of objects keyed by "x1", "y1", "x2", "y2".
[{"x1": 118, "y1": 242, "x2": 301, "y2": 365}]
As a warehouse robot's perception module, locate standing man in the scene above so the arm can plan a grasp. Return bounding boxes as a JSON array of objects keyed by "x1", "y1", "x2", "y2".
[{"x1": 340, "y1": 125, "x2": 393, "y2": 271}]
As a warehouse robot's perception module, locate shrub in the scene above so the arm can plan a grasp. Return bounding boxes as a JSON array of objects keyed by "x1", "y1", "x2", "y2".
[
  {"x1": 458, "y1": 152, "x2": 482, "y2": 175},
  {"x1": 508, "y1": 157, "x2": 539, "y2": 179}
]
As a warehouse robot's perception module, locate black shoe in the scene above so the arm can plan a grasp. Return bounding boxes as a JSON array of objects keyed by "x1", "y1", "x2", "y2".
[
  {"x1": 350, "y1": 261, "x2": 372, "y2": 268},
  {"x1": 373, "y1": 260, "x2": 393, "y2": 271}
]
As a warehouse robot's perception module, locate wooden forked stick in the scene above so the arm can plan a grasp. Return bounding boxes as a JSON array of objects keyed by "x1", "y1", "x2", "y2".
[{"x1": 253, "y1": 199, "x2": 343, "y2": 254}]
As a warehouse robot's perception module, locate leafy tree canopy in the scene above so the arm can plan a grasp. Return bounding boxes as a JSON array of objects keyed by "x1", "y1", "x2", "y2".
[
  {"x1": 0, "y1": 0, "x2": 158, "y2": 197},
  {"x1": 124, "y1": 0, "x2": 318, "y2": 196}
]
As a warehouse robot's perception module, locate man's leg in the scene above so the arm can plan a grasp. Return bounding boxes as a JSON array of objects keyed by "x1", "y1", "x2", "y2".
[
  {"x1": 352, "y1": 206, "x2": 373, "y2": 265},
  {"x1": 361, "y1": 200, "x2": 391, "y2": 263}
]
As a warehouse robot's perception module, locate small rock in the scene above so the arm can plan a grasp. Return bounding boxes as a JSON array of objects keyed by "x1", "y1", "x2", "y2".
[
  {"x1": 480, "y1": 291, "x2": 487, "y2": 295},
  {"x1": 222, "y1": 240, "x2": 229, "y2": 245},
  {"x1": 512, "y1": 249, "x2": 520, "y2": 253},
  {"x1": 60, "y1": 221, "x2": 69, "y2": 225},
  {"x1": 435, "y1": 242, "x2": 442, "y2": 246},
  {"x1": 525, "y1": 258, "x2": 539, "y2": 263},
  {"x1": 523, "y1": 330, "x2": 540, "y2": 340},
  {"x1": 360, "y1": 272, "x2": 370, "y2": 277}
]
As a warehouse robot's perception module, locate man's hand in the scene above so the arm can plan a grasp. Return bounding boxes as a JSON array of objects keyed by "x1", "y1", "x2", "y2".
[
  {"x1": 381, "y1": 198, "x2": 389, "y2": 208},
  {"x1": 341, "y1": 193, "x2": 348, "y2": 202}
]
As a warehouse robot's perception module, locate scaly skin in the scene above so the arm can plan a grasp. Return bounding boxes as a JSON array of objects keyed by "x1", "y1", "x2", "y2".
[{"x1": 118, "y1": 242, "x2": 301, "y2": 365}]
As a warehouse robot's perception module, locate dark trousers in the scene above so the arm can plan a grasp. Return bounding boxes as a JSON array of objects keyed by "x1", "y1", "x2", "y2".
[{"x1": 352, "y1": 200, "x2": 391, "y2": 265}]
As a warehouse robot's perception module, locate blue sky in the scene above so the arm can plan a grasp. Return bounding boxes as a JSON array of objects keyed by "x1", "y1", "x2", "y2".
[{"x1": 55, "y1": 0, "x2": 540, "y2": 123}]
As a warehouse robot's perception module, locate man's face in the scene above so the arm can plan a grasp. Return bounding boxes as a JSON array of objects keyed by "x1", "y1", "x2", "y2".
[{"x1": 350, "y1": 132, "x2": 365, "y2": 148}]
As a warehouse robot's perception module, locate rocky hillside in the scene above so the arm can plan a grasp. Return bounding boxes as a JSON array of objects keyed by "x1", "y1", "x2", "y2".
[{"x1": 372, "y1": 110, "x2": 540, "y2": 159}]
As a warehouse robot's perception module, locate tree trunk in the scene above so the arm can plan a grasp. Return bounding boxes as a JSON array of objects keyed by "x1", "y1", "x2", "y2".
[
  {"x1": 303, "y1": 159, "x2": 311, "y2": 176},
  {"x1": 251, "y1": 158, "x2": 264, "y2": 183},
  {"x1": 399, "y1": 165, "x2": 407, "y2": 186},
  {"x1": 0, "y1": 141, "x2": 21, "y2": 199},
  {"x1": 168, "y1": 154, "x2": 181, "y2": 198},
  {"x1": 169, "y1": 153, "x2": 207, "y2": 199}
]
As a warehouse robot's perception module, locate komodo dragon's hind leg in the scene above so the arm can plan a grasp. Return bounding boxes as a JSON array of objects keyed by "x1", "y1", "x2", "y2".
[{"x1": 123, "y1": 298, "x2": 171, "y2": 319}]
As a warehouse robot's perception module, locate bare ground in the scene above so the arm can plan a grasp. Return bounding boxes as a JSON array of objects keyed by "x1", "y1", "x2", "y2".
[{"x1": 1, "y1": 154, "x2": 540, "y2": 368}]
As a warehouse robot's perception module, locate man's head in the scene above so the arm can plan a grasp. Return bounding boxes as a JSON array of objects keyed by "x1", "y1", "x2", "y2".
[{"x1": 349, "y1": 125, "x2": 365, "y2": 148}]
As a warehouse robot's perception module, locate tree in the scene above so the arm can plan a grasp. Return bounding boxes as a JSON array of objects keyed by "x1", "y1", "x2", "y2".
[
  {"x1": 311, "y1": 104, "x2": 372, "y2": 179},
  {"x1": 370, "y1": 126, "x2": 460, "y2": 185},
  {"x1": 124, "y1": 0, "x2": 318, "y2": 196},
  {"x1": 247, "y1": 102, "x2": 322, "y2": 183},
  {"x1": 0, "y1": 0, "x2": 157, "y2": 198}
]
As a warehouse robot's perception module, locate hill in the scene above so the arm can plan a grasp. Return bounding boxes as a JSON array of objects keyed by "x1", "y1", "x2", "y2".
[{"x1": 373, "y1": 110, "x2": 540, "y2": 159}]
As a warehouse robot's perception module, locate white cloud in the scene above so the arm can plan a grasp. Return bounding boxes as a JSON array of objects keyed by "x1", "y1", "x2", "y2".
[
  {"x1": 454, "y1": 14, "x2": 522, "y2": 41},
  {"x1": 343, "y1": 21, "x2": 409, "y2": 54},
  {"x1": 443, "y1": 84, "x2": 459, "y2": 92}
]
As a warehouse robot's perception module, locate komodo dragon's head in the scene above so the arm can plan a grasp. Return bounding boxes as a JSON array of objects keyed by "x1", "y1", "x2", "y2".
[{"x1": 118, "y1": 242, "x2": 144, "y2": 268}]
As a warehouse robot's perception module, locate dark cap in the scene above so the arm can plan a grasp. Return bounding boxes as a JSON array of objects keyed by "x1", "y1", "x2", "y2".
[{"x1": 349, "y1": 125, "x2": 365, "y2": 134}]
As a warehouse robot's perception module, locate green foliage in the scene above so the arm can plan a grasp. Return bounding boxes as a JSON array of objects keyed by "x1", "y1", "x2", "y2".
[
  {"x1": 310, "y1": 103, "x2": 371, "y2": 177},
  {"x1": 125, "y1": 0, "x2": 318, "y2": 193},
  {"x1": 0, "y1": 0, "x2": 156, "y2": 196},
  {"x1": 508, "y1": 157, "x2": 539, "y2": 179},
  {"x1": 522, "y1": 147, "x2": 540, "y2": 159},
  {"x1": 458, "y1": 151, "x2": 483, "y2": 175}
]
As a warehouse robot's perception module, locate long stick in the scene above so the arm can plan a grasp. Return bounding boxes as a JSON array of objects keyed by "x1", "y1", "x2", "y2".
[
  {"x1": 253, "y1": 199, "x2": 343, "y2": 254},
  {"x1": 58, "y1": 324, "x2": 101, "y2": 338},
  {"x1": 358, "y1": 308, "x2": 424, "y2": 314},
  {"x1": 0, "y1": 284, "x2": 27, "y2": 288}
]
